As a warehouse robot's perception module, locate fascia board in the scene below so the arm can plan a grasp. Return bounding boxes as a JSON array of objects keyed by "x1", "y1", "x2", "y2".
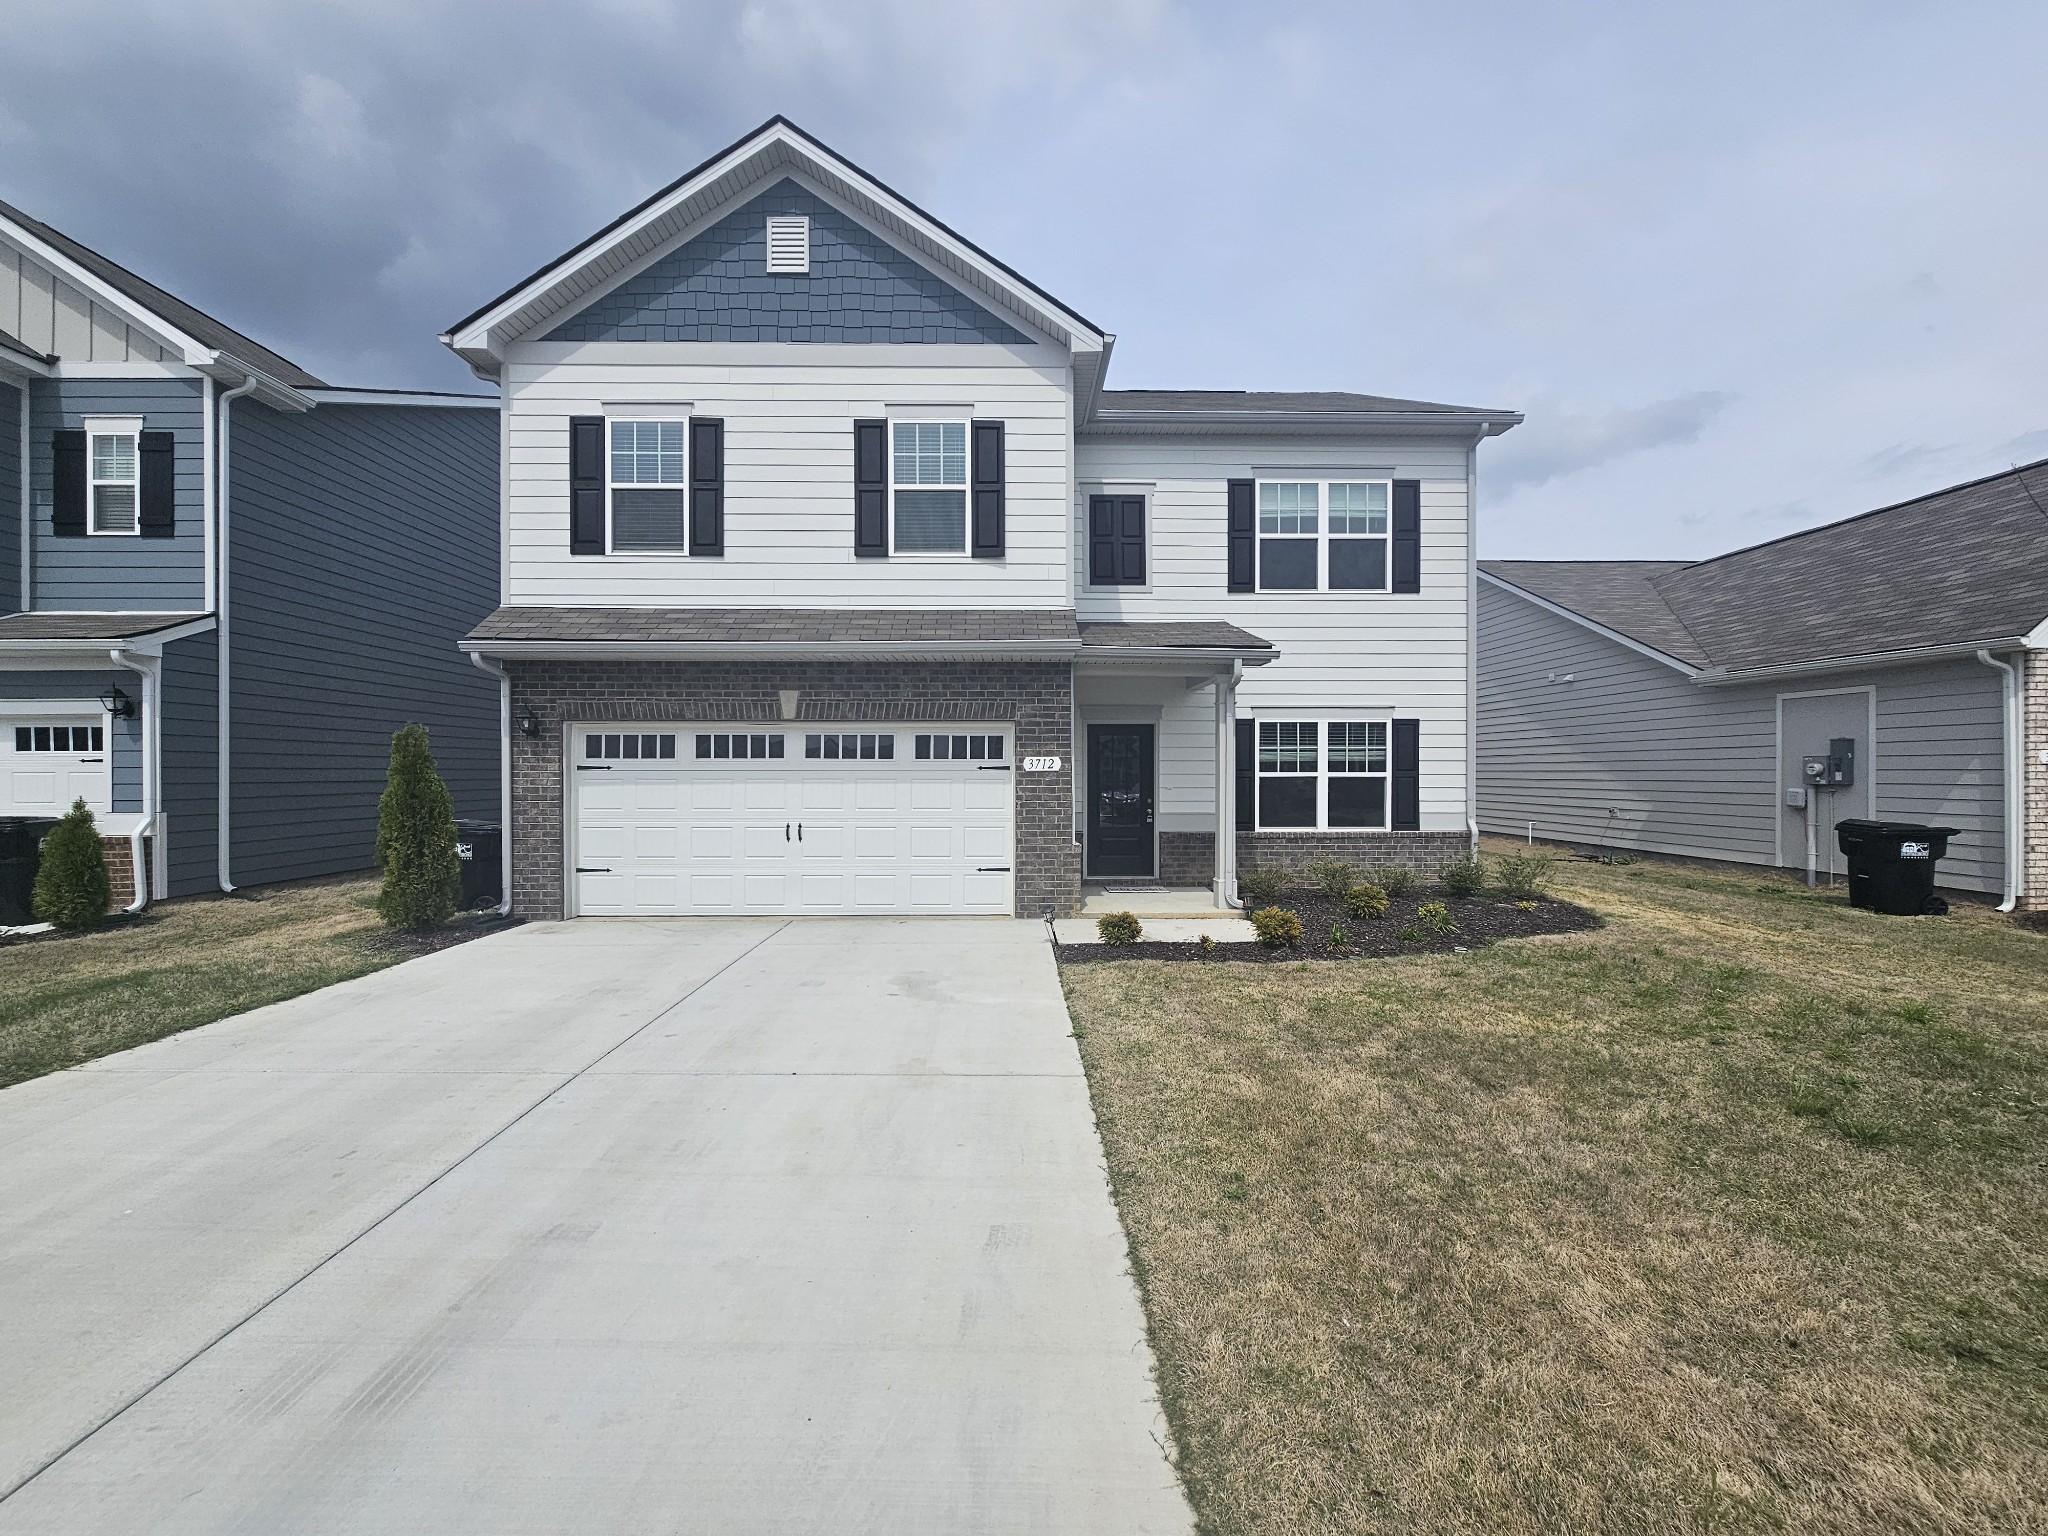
[
  {"x1": 2023, "y1": 613, "x2": 2048, "y2": 649},
  {"x1": 1478, "y1": 569, "x2": 1702, "y2": 676},
  {"x1": 193, "y1": 354, "x2": 314, "y2": 412},
  {"x1": 300, "y1": 388, "x2": 497, "y2": 409},
  {"x1": 1694, "y1": 636, "x2": 2035, "y2": 686},
  {"x1": 0, "y1": 346, "x2": 55, "y2": 380},
  {"x1": 459, "y1": 638, "x2": 1084, "y2": 661},
  {"x1": 444, "y1": 122, "x2": 1105, "y2": 360},
  {"x1": 0, "y1": 219, "x2": 208, "y2": 364},
  {"x1": 1074, "y1": 646, "x2": 1278, "y2": 667},
  {"x1": 1081, "y1": 411, "x2": 1521, "y2": 438}
]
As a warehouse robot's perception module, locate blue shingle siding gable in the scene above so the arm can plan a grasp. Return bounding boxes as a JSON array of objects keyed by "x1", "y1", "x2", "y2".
[{"x1": 542, "y1": 180, "x2": 1033, "y2": 345}]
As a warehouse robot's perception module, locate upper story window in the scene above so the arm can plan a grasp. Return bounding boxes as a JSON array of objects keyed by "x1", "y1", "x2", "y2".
[
  {"x1": 610, "y1": 420, "x2": 687, "y2": 552},
  {"x1": 892, "y1": 421, "x2": 967, "y2": 553},
  {"x1": 1258, "y1": 479, "x2": 1391, "y2": 592},
  {"x1": 86, "y1": 421, "x2": 140, "y2": 536},
  {"x1": 1087, "y1": 494, "x2": 1147, "y2": 586},
  {"x1": 1255, "y1": 718, "x2": 1389, "y2": 829}
]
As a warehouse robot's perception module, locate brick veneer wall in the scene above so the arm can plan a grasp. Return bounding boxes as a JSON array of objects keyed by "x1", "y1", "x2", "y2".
[
  {"x1": 99, "y1": 835, "x2": 151, "y2": 910},
  {"x1": 1142, "y1": 829, "x2": 1471, "y2": 891},
  {"x1": 1156, "y1": 831, "x2": 1215, "y2": 887},
  {"x1": 504, "y1": 658, "x2": 1079, "y2": 920},
  {"x1": 2026, "y1": 650, "x2": 2047, "y2": 911}
]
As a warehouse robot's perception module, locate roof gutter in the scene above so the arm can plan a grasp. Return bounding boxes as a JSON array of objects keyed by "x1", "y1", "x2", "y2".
[
  {"x1": 1082, "y1": 410, "x2": 1522, "y2": 434},
  {"x1": 1978, "y1": 649, "x2": 2024, "y2": 913},
  {"x1": 1694, "y1": 636, "x2": 2035, "y2": 686},
  {"x1": 459, "y1": 638, "x2": 1088, "y2": 661}
]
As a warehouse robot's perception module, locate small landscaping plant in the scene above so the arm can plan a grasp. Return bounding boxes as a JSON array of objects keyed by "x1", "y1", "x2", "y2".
[
  {"x1": 1343, "y1": 883, "x2": 1390, "y2": 920},
  {"x1": 1367, "y1": 863, "x2": 1415, "y2": 899},
  {"x1": 1249, "y1": 906, "x2": 1303, "y2": 948},
  {"x1": 1440, "y1": 854, "x2": 1487, "y2": 899},
  {"x1": 31, "y1": 798, "x2": 111, "y2": 930},
  {"x1": 374, "y1": 723, "x2": 461, "y2": 931},
  {"x1": 1095, "y1": 911, "x2": 1142, "y2": 946},
  {"x1": 1197, "y1": 933, "x2": 1216, "y2": 956},
  {"x1": 1328, "y1": 921, "x2": 1349, "y2": 949},
  {"x1": 1494, "y1": 849, "x2": 1555, "y2": 902},
  {"x1": 1237, "y1": 867, "x2": 1287, "y2": 905},
  {"x1": 1417, "y1": 900, "x2": 1458, "y2": 935},
  {"x1": 1303, "y1": 856, "x2": 1357, "y2": 899}
]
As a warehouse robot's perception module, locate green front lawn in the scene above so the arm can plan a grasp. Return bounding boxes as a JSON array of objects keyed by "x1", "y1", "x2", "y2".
[
  {"x1": 0, "y1": 875, "x2": 442, "y2": 1089},
  {"x1": 1063, "y1": 845, "x2": 2048, "y2": 1535}
]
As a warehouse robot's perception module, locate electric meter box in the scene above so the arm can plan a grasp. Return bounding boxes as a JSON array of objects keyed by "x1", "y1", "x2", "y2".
[{"x1": 1801, "y1": 738, "x2": 1856, "y2": 789}]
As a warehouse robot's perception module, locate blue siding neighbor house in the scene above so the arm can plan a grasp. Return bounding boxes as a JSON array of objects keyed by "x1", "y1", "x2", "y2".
[{"x1": 0, "y1": 197, "x2": 499, "y2": 906}]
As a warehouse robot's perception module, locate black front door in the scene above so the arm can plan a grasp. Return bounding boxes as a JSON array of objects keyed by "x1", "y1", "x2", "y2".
[{"x1": 1087, "y1": 724, "x2": 1155, "y2": 878}]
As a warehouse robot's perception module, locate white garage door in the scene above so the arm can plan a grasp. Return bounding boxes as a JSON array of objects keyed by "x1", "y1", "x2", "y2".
[
  {"x1": 571, "y1": 724, "x2": 1015, "y2": 916},
  {"x1": 4, "y1": 715, "x2": 112, "y2": 818}
]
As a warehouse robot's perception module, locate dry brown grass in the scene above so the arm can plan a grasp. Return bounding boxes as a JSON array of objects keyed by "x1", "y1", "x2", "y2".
[
  {"x1": 1064, "y1": 842, "x2": 2048, "y2": 1535},
  {"x1": 0, "y1": 875, "x2": 409, "y2": 1088}
]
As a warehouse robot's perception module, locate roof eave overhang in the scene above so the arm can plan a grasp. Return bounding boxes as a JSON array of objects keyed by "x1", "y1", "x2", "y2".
[
  {"x1": 0, "y1": 345, "x2": 56, "y2": 380},
  {"x1": 442, "y1": 119, "x2": 1107, "y2": 368},
  {"x1": 459, "y1": 638, "x2": 1084, "y2": 661},
  {"x1": 1693, "y1": 636, "x2": 2035, "y2": 686},
  {"x1": 1080, "y1": 410, "x2": 1522, "y2": 437},
  {"x1": 193, "y1": 353, "x2": 315, "y2": 412},
  {"x1": 0, "y1": 616, "x2": 216, "y2": 666},
  {"x1": 1477, "y1": 570, "x2": 1702, "y2": 676},
  {"x1": 1076, "y1": 646, "x2": 1277, "y2": 667}
]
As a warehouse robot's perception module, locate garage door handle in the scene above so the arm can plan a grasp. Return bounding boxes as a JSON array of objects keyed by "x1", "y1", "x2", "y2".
[
  {"x1": 575, "y1": 764, "x2": 611, "y2": 771},
  {"x1": 978, "y1": 764, "x2": 1011, "y2": 771},
  {"x1": 976, "y1": 866, "x2": 1011, "y2": 873},
  {"x1": 785, "y1": 823, "x2": 790, "y2": 841},
  {"x1": 576, "y1": 866, "x2": 611, "y2": 873}
]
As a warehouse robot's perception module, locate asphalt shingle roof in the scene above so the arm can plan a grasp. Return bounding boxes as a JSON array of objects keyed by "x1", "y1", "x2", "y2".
[
  {"x1": 0, "y1": 612, "x2": 207, "y2": 642},
  {"x1": 1483, "y1": 458, "x2": 2048, "y2": 673},
  {"x1": 467, "y1": 608, "x2": 1082, "y2": 646},
  {"x1": 1078, "y1": 620, "x2": 1272, "y2": 650},
  {"x1": 0, "y1": 196, "x2": 324, "y2": 388}
]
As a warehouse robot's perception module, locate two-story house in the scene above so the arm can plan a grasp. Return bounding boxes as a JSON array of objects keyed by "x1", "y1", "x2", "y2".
[
  {"x1": 0, "y1": 197, "x2": 500, "y2": 909},
  {"x1": 449, "y1": 118, "x2": 1518, "y2": 920}
]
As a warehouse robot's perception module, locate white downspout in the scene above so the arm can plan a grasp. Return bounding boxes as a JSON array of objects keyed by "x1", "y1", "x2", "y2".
[
  {"x1": 469, "y1": 651, "x2": 514, "y2": 916},
  {"x1": 1467, "y1": 428, "x2": 1485, "y2": 852},
  {"x1": 215, "y1": 376, "x2": 258, "y2": 892},
  {"x1": 1978, "y1": 649, "x2": 2022, "y2": 912},
  {"x1": 1215, "y1": 658, "x2": 1242, "y2": 909},
  {"x1": 108, "y1": 644, "x2": 159, "y2": 914}
]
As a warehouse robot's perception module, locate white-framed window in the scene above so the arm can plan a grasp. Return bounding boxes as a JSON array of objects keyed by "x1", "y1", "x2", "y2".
[
  {"x1": 1255, "y1": 718, "x2": 1389, "y2": 829},
  {"x1": 609, "y1": 419, "x2": 687, "y2": 553},
  {"x1": 1257, "y1": 478, "x2": 1391, "y2": 591},
  {"x1": 891, "y1": 420, "x2": 967, "y2": 554},
  {"x1": 85, "y1": 418, "x2": 142, "y2": 536}
]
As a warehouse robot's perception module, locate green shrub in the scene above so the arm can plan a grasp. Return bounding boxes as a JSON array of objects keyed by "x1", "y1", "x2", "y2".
[
  {"x1": 1440, "y1": 854, "x2": 1486, "y2": 899},
  {"x1": 1237, "y1": 867, "x2": 1287, "y2": 905},
  {"x1": 1249, "y1": 906, "x2": 1302, "y2": 948},
  {"x1": 1417, "y1": 900, "x2": 1457, "y2": 935},
  {"x1": 1328, "y1": 922, "x2": 1349, "y2": 949},
  {"x1": 32, "y1": 798, "x2": 111, "y2": 930},
  {"x1": 375, "y1": 724, "x2": 461, "y2": 931},
  {"x1": 1368, "y1": 863, "x2": 1416, "y2": 899},
  {"x1": 1343, "y1": 883, "x2": 1390, "y2": 920},
  {"x1": 1197, "y1": 933, "x2": 1216, "y2": 956},
  {"x1": 1494, "y1": 849, "x2": 1555, "y2": 902},
  {"x1": 1303, "y1": 856, "x2": 1357, "y2": 898},
  {"x1": 1096, "y1": 911, "x2": 1142, "y2": 946}
]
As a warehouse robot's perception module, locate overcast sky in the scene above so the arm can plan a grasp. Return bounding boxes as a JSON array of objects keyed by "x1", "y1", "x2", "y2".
[{"x1": 4, "y1": 0, "x2": 2044, "y2": 558}]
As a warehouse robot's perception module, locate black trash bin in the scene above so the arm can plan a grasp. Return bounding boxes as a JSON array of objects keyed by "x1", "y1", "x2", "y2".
[
  {"x1": 1834, "y1": 819, "x2": 1961, "y2": 915},
  {"x1": 0, "y1": 817, "x2": 59, "y2": 926},
  {"x1": 453, "y1": 819, "x2": 502, "y2": 910}
]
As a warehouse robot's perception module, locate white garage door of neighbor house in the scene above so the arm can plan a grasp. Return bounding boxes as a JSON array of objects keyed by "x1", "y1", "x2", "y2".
[
  {"x1": 4, "y1": 716, "x2": 112, "y2": 818},
  {"x1": 571, "y1": 724, "x2": 1016, "y2": 916}
]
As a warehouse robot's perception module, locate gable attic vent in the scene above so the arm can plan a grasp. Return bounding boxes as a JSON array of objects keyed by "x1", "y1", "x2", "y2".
[{"x1": 764, "y1": 215, "x2": 810, "y2": 274}]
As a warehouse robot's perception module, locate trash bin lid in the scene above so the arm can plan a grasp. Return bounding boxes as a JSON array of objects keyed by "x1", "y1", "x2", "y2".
[{"x1": 1833, "y1": 818, "x2": 1962, "y2": 840}]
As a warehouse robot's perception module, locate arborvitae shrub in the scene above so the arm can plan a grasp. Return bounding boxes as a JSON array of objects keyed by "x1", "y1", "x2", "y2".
[
  {"x1": 32, "y1": 798, "x2": 110, "y2": 930},
  {"x1": 374, "y1": 724, "x2": 460, "y2": 931}
]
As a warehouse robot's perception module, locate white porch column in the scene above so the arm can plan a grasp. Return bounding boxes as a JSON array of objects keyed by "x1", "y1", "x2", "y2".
[{"x1": 1214, "y1": 659, "x2": 1240, "y2": 907}]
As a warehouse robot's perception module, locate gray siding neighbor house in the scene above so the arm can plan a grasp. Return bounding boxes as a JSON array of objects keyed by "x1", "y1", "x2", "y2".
[
  {"x1": 0, "y1": 196, "x2": 500, "y2": 907},
  {"x1": 1477, "y1": 460, "x2": 2048, "y2": 908}
]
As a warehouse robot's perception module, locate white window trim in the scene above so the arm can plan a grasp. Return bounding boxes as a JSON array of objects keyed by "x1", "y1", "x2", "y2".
[
  {"x1": 1253, "y1": 716, "x2": 1393, "y2": 832},
  {"x1": 887, "y1": 417, "x2": 971, "y2": 558},
  {"x1": 1254, "y1": 477, "x2": 1393, "y2": 594},
  {"x1": 605, "y1": 415, "x2": 689, "y2": 558},
  {"x1": 83, "y1": 415, "x2": 144, "y2": 538}
]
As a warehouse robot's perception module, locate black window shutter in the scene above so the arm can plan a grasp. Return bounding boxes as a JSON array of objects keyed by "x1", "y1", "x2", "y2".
[
  {"x1": 569, "y1": 416, "x2": 605, "y2": 556},
  {"x1": 1391, "y1": 718, "x2": 1420, "y2": 830},
  {"x1": 1089, "y1": 495, "x2": 1147, "y2": 585},
  {"x1": 971, "y1": 419, "x2": 1005, "y2": 557},
  {"x1": 689, "y1": 417, "x2": 723, "y2": 556},
  {"x1": 1234, "y1": 718, "x2": 1255, "y2": 832},
  {"x1": 52, "y1": 430, "x2": 87, "y2": 537},
  {"x1": 1088, "y1": 496, "x2": 1113, "y2": 584},
  {"x1": 1391, "y1": 479, "x2": 1421, "y2": 593},
  {"x1": 138, "y1": 430, "x2": 176, "y2": 538},
  {"x1": 1226, "y1": 479, "x2": 1255, "y2": 592},
  {"x1": 1116, "y1": 496, "x2": 1145, "y2": 583},
  {"x1": 854, "y1": 419, "x2": 887, "y2": 556}
]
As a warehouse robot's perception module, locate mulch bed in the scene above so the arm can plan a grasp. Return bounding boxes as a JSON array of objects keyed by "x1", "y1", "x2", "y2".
[
  {"x1": 355, "y1": 909, "x2": 525, "y2": 958},
  {"x1": 1056, "y1": 890, "x2": 1601, "y2": 964}
]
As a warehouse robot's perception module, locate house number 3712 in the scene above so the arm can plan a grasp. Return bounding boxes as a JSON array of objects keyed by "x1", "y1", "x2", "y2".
[{"x1": 1022, "y1": 756, "x2": 1062, "y2": 772}]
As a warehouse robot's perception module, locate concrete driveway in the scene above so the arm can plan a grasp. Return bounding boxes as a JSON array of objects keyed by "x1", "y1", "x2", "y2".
[{"x1": 0, "y1": 919, "x2": 1190, "y2": 1534}]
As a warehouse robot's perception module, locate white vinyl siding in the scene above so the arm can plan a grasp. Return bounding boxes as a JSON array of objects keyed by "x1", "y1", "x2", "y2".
[
  {"x1": 502, "y1": 342, "x2": 1069, "y2": 607},
  {"x1": 1076, "y1": 435, "x2": 1473, "y2": 833}
]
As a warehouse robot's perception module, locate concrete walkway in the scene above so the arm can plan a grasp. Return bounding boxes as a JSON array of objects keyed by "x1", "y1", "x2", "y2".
[{"x1": 0, "y1": 919, "x2": 1190, "y2": 1534}]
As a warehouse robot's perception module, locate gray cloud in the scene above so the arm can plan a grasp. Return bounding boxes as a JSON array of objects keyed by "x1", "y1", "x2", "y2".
[{"x1": 1485, "y1": 391, "x2": 1736, "y2": 495}]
